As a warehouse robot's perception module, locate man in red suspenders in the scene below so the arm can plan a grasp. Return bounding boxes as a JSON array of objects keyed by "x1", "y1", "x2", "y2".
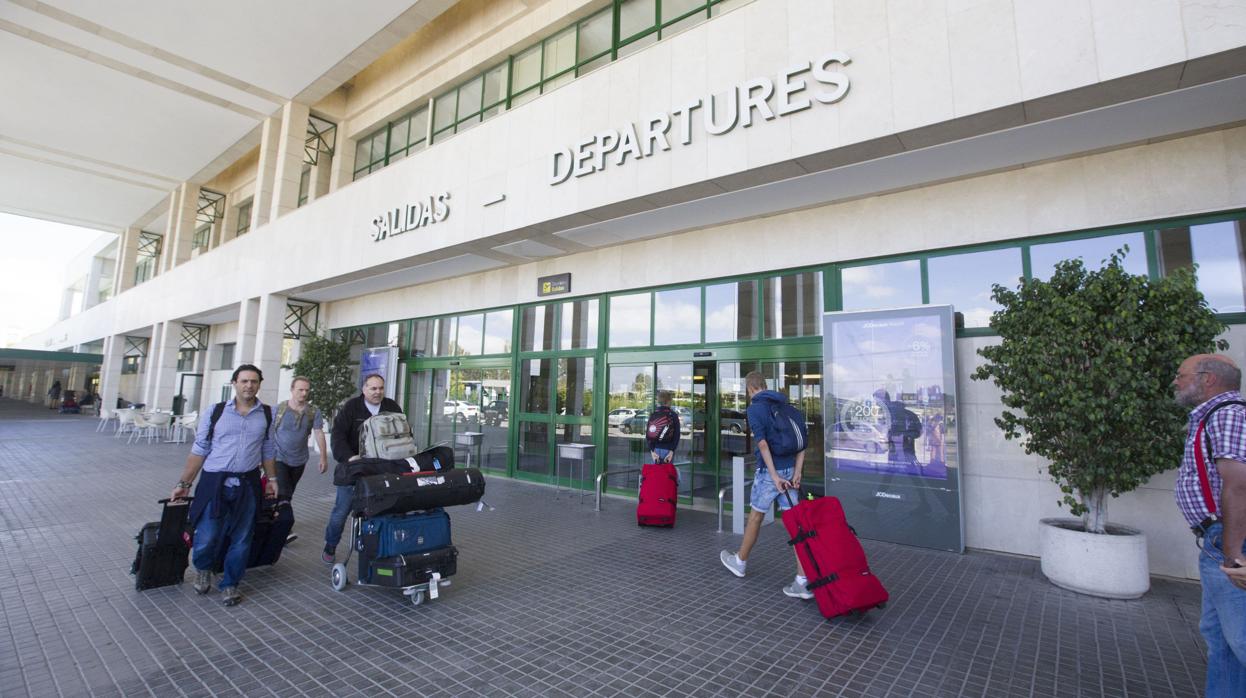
[{"x1": 1172, "y1": 354, "x2": 1246, "y2": 697}]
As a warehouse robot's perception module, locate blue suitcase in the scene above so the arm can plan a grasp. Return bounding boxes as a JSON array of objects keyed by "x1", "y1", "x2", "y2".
[{"x1": 357, "y1": 509, "x2": 451, "y2": 559}]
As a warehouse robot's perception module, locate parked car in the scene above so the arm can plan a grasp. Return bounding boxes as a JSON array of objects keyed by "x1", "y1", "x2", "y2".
[
  {"x1": 674, "y1": 406, "x2": 693, "y2": 433},
  {"x1": 831, "y1": 421, "x2": 887, "y2": 453},
  {"x1": 607, "y1": 407, "x2": 637, "y2": 427},
  {"x1": 483, "y1": 399, "x2": 508, "y2": 426},
  {"x1": 720, "y1": 408, "x2": 747, "y2": 434},
  {"x1": 443, "y1": 400, "x2": 479, "y2": 418},
  {"x1": 619, "y1": 411, "x2": 649, "y2": 434}
]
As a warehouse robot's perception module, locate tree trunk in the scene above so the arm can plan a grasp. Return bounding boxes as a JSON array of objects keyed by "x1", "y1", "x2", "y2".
[{"x1": 1081, "y1": 487, "x2": 1108, "y2": 534}]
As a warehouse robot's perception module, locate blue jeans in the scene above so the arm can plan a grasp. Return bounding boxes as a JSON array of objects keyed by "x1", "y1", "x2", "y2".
[
  {"x1": 1199, "y1": 522, "x2": 1246, "y2": 697},
  {"x1": 191, "y1": 482, "x2": 256, "y2": 589},
  {"x1": 324, "y1": 485, "x2": 354, "y2": 551},
  {"x1": 750, "y1": 467, "x2": 797, "y2": 512}
]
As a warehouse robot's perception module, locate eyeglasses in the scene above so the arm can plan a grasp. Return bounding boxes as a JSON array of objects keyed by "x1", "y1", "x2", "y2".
[{"x1": 1174, "y1": 371, "x2": 1211, "y2": 380}]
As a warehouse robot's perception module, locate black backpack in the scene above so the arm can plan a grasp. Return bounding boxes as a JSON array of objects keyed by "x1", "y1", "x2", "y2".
[
  {"x1": 646, "y1": 408, "x2": 679, "y2": 449},
  {"x1": 206, "y1": 401, "x2": 273, "y2": 443}
]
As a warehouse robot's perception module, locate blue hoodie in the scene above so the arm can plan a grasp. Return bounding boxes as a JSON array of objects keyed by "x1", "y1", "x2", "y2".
[{"x1": 746, "y1": 390, "x2": 798, "y2": 471}]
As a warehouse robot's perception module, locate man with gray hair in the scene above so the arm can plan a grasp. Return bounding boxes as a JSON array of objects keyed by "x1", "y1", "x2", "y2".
[
  {"x1": 270, "y1": 376, "x2": 328, "y2": 543},
  {"x1": 1172, "y1": 353, "x2": 1246, "y2": 696}
]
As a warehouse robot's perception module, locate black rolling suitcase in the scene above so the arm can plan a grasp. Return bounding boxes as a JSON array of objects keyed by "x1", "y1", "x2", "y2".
[
  {"x1": 212, "y1": 499, "x2": 294, "y2": 572},
  {"x1": 352, "y1": 467, "x2": 486, "y2": 517},
  {"x1": 131, "y1": 498, "x2": 192, "y2": 591}
]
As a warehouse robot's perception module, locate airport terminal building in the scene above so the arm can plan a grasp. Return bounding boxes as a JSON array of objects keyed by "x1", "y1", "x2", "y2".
[{"x1": 9, "y1": 0, "x2": 1246, "y2": 579}]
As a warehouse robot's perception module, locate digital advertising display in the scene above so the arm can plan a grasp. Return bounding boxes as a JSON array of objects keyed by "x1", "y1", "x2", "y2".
[{"x1": 823, "y1": 305, "x2": 964, "y2": 552}]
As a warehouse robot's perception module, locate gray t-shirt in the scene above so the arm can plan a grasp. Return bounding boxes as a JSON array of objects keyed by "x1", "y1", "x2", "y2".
[{"x1": 271, "y1": 403, "x2": 323, "y2": 466}]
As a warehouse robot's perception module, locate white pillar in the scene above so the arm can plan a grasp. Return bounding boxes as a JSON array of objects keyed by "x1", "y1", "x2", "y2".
[
  {"x1": 236, "y1": 298, "x2": 260, "y2": 369},
  {"x1": 99, "y1": 334, "x2": 125, "y2": 412},
  {"x1": 271, "y1": 102, "x2": 311, "y2": 221},
  {"x1": 219, "y1": 201, "x2": 239, "y2": 246},
  {"x1": 83, "y1": 256, "x2": 105, "y2": 310},
  {"x1": 114, "y1": 227, "x2": 140, "y2": 295},
  {"x1": 328, "y1": 127, "x2": 356, "y2": 193},
  {"x1": 251, "y1": 117, "x2": 281, "y2": 232},
  {"x1": 309, "y1": 156, "x2": 332, "y2": 203},
  {"x1": 142, "y1": 325, "x2": 161, "y2": 407},
  {"x1": 167, "y1": 183, "x2": 200, "y2": 271},
  {"x1": 254, "y1": 294, "x2": 287, "y2": 406},
  {"x1": 151, "y1": 320, "x2": 183, "y2": 412},
  {"x1": 199, "y1": 331, "x2": 219, "y2": 416},
  {"x1": 156, "y1": 191, "x2": 177, "y2": 275}
]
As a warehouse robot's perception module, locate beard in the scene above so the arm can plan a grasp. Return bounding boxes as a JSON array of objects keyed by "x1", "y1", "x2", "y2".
[{"x1": 1174, "y1": 385, "x2": 1203, "y2": 408}]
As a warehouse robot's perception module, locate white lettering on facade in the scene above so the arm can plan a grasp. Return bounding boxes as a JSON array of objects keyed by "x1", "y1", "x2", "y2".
[
  {"x1": 370, "y1": 192, "x2": 451, "y2": 242},
  {"x1": 549, "y1": 51, "x2": 852, "y2": 185}
]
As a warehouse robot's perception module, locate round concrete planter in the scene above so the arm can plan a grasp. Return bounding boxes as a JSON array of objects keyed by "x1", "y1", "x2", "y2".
[{"x1": 1038, "y1": 518, "x2": 1150, "y2": 599}]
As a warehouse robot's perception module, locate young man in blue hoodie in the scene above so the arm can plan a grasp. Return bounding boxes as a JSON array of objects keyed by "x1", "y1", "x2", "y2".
[{"x1": 719, "y1": 371, "x2": 811, "y2": 599}]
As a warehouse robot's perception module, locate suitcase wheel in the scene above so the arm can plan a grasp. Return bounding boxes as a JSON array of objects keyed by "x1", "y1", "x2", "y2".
[
  {"x1": 410, "y1": 590, "x2": 425, "y2": 607},
  {"x1": 876, "y1": 602, "x2": 886, "y2": 610},
  {"x1": 330, "y1": 564, "x2": 348, "y2": 591}
]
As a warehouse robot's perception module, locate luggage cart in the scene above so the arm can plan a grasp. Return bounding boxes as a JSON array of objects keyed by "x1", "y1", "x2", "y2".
[{"x1": 329, "y1": 513, "x2": 455, "y2": 607}]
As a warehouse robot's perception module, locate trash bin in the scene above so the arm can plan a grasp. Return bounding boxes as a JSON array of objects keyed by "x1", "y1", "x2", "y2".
[{"x1": 172, "y1": 395, "x2": 185, "y2": 416}]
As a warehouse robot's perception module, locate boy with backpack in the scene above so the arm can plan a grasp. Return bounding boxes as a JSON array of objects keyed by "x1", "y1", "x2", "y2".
[
  {"x1": 719, "y1": 371, "x2": 812, "y2": 599},
  {"x1": 646, "y1": 390, "x2": 681, "y2": 464}
]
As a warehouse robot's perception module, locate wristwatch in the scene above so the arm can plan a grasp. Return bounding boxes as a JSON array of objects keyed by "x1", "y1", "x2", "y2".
[{"x1": 176, "y1": 480, "x2": 192, "y2": 489}]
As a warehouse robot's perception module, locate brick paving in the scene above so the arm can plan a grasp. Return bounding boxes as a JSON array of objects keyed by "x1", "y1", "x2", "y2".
[{"x1": 0, "y1": 398, "x2": 1208, "y2": 697}]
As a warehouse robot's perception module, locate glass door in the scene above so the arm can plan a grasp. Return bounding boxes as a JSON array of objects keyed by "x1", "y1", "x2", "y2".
[{"x1": 408, "y1": 364, "x2": 511, "y2": 471}]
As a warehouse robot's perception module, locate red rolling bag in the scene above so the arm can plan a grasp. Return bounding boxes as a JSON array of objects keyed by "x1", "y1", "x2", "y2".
[
  {"x1": 782, "y1": 492, "x2": 888, "y2": 619},
  {"x1": 637, "y1": 463, "x2": 678, "y2": 527}
]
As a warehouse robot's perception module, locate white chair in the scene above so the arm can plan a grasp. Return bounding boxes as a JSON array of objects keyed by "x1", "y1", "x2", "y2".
[
  {"x1": 145, "y1": 411, "x2": 173, "y2": 443},
  {"x1": 171, "y1": 412, "x2": 198, "y2": 444},
  {"x1": 115, "y1": 409, "x2": 137, "y2": 439},
  {"x1": 95, "y1": 407, "x2": 115, "y2": 433},
  {"x1": 127, "y1": 412, "x2": 151, "y2": 444}
]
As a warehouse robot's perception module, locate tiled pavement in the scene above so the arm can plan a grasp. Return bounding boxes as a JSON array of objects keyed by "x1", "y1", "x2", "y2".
[{"x1": 0, "y1": 399, "x2": 1208, "y2": 697}]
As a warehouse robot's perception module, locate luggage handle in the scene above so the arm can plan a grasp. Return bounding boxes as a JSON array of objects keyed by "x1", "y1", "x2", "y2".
[{"x1": 159, "y1": 497, "x2": 192, "y2": 505}]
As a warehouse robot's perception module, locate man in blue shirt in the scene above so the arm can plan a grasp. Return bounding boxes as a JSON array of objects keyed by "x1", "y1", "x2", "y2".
[
  {"x1": 719, "y1": 371, "x2": 811, "y2": 600},
  {"x1": 171, "y1": 364, "x2": 278, "y2": 607}
]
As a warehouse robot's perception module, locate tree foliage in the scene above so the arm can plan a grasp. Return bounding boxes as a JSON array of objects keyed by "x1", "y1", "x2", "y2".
[
  {"x1": 971, "y1": 250, "x2": 1227, "y2": 533},
  {"x1": 290, "y1": 332, "x2": 356, "y2": 419}
]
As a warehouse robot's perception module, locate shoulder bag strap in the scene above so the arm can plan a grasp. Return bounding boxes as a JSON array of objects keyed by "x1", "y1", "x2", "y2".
[{"x1": 1194, "y1": 400, "x2": 1246, "y2": 516}]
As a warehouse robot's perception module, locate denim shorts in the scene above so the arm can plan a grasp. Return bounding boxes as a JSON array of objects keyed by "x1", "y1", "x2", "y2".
[{"x1": 751, "y1": 467, "x2": 796, "y2": 512}]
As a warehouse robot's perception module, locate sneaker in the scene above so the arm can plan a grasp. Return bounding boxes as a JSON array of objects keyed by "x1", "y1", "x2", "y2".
[
  {"x1": 286, "y1": 533, "x2": 298, "y2": 544},
  {"x1": 192, "y1": 569, "x2": 213, "y2": 595},
  {"x1": 720, "y1": 550, "x2": 746, "y2": 578},
  {"x1": 221, "y1": 586, "x2": 242, "y2": 607},
  {"x1": 783, "y1": 579, "x2": 814, "y2": 600},
  {"x1": 321, "y1": 547, "x2": 335, "y2": 564}
]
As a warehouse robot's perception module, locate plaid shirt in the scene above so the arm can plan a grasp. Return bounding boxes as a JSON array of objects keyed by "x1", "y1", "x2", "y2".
[{"x1": 1175, "y1": 390, "x2": 1246, "y2": 527}]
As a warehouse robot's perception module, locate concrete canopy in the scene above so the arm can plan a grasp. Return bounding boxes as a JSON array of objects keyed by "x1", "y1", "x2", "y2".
[{"x1": 0, "y1": 0, "x2": 454, "y2": 233}]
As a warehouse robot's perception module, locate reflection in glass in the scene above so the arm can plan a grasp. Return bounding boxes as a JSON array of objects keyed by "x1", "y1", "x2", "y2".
[
  {"x1": 606, "y1": 364, "x2": 654, "y2": 477},
  {"x1": 927, "y1": 248, "x2": 1022, "y2": 328},
  {"x1": 1159, "y1": 220, "x2": 1246, "y2": 313},
  {"x1": 411, "y1": 319, "x2": 435, "y2": 358},
  {"x1": 763, "y1": 271, "x2": 822, "y2": 338},
  {"x1": 560, "y1": 299, "x2": 598, "y2": 350},
  {"x1": 705, "y1": 280, "x2": 757, "y2": 343},
  {"x1": 842, "y1": 261, "x2": 921, "y2": 311},
  {"x1": 619, "y1": 0, "x2": 657, "y2": 39},
  {"x1": 521, "y1": 359, "x2": 552, "y2": 413},
  {"x1": 429, "y1": 369, "x2": 453, "y2": 447},
  {"x1": 543, "y1": 26, "x2": 576, "y2": 78},
  {"x1": 479, "y1": 368, "x2": 511, "y2": 472},
  {"x1": 456, "y1": 314, "x2": 483, "y2": 356},
  {"x1": 483, "y1": 309, "x2": 513, "y2": 354},
  {"x1": 577, "y1": 8, "x2": 612, "y2": 61},
  {"x1": 556, "y1": 422, "x2": 595, "y2": 484},
  {"x1": 609, "y1": 292, "x2": 651, "y2": 347},
  {"x1": 408, "y1": 370, "x2": 434, "y2": 444},
  {"x1": 434, "y1": 317, "x2": 457, "y2": 356},
  {"x1": 654, "y1": 287, "x2": 700, "y2": 345},
  {"x1": 656, "y1": 362, "x2": 702, "y2": 471},
  {"x1": 557, "y1": 357, "x2": 594, "y2": 416},
  {"x1": 517, "y1": 421, "x2": 550, "y2": 475},
  {"x1": 1030, "y1": 232, "x2": 1146, "y2": 280},
  {"x1": 521, "y1": 305, "x2": 555, "y2": 351}
]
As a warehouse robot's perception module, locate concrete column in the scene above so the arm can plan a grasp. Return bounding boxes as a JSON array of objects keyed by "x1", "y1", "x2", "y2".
[
  {"x1": 141, "y1": 325, "x2": 162, "y2": 407},
  {"x1": 84, "y1": 255, "x2": 105, "y2": 310},
  {"x1": 166, "y1": 182, "x2": 201, "y2": 271},
  {"x1": 98, "y1": 334, "x2": 125, "y2": 412},
  {"x1": 156, "y1": 190, "x2": 177, "y2": 275},
  {"x1": 251, "y1": 117, "x2": 281, "y2": 232},
  {"x1": 58, "y1": 287, "x2": 75, "y2": 321},
  {"x1": 114, "y1": 227, "x2": 140, "y2": 295},
  {"x1": 254, "y1": 294, "x2": 287, "y2": 406},
  {"x1": 236, "y1": 298, "x2": 260, "y2": 369},
  {"x1": 30, "y1": 370, "x2": 44, "y2": 405},
  {"x1": 198, "y1": 331, "x2": 219, "y2": 416},
  {"x1": 328, "y1": 130, "x2": 356, "y2": 193},
  {"x1": 150, "y1": 320, "x2": 183, "y2": 412},
  {"x1": 219, "y1": 201, "x2": 239, "y2": 246},
  {"x1": 271, "y1": 102, "x2": 311, "y2": 221},
  {"x1": 309, "y1": 157, "x2": 332, "y2": 203}
]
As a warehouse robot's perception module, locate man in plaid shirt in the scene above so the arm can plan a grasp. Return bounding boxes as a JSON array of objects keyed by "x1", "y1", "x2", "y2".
[{"x1": 1172, "y1": 354, "x2": 1246, "y2": 697}]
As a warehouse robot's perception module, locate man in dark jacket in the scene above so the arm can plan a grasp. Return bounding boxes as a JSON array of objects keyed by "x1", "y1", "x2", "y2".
[{"x1": 322, "y1": 373, "x2": 403, "y2": 563}]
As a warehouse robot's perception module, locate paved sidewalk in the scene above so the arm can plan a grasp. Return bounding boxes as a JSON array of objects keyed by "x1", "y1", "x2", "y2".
[{"x1": 0, "y1": 398, "x2": 1207, "y2": 697}]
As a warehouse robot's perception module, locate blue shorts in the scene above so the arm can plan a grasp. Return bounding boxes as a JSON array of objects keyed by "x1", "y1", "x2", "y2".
[{"x1": 750, "y1": 467, "x2": 796, "y2": 512}]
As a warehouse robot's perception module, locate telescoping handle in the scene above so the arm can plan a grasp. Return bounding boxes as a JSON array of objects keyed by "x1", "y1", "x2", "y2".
[{"x1": 159, "y1": 497, "x2": 193, "y2": 505}]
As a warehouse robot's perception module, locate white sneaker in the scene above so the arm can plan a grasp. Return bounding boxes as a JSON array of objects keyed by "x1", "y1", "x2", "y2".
[
  {"x1": 720, "y1": 550, "x2": 746, "y2": 578},
  {"x1": 783, "y1": 579, "x2": 813, "y2": 599}
]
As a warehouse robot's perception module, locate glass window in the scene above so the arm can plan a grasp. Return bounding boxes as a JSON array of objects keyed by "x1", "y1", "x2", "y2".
[
  {"x1": 560, "y1": 299, "x2": 599, "y2": 350},
  {"x1": 411, "y1": 319, "x2": 435, "y2": 357},
  {"x1": 577, "y1": 9, "x2": 613, "y2": 63},
  {"x1": 1030, "y1": 232, "x2": 1147, "y2": 280},
  {"x1": 483, "y1": 309, "x2": 513, "y2": 354},
  {"x1": 521, "y1": 305, "x2": 555, "y2": 352},
  {"x1": 192, "y1": 224, "x2": 210, "y2": 250},
  {"x1": 516, "y1": 421, "x2": 550, "y2": 476},
  {"x1": 606, "y1": 364, "x2": 654, "y2": 471},
  {"x1": 236, "y1": 201, "x2": 252, "y2": 235},
  {"x1": 482, "y1": 63, "x2": 507, "y2": 110},
  {"x1": 927, "y1": 249, "x2": 1022, "y2": 328},
  {"x1": 457, "y1": 75, "x2": 484, "y2": 121},
  {"x1": 408, "y1": 106, "x2": 429, "y2": 151},
  {"x1": 654, "y1": 287, "x2": 701, "y2": 345},
  {"x1": 122, "y1": 356, "x2": 140, "y2": 375},
  {"x1": 512, "y1": 44, "x2": 542, "y2": 95},
  {"x1": 763, "y1": 271, "x2": 822, "y2": 338},
  {"x1": 433, "y1": 91, "x2": 457, "y2": 134},
  {"x1": 842, "y1": 260, "x2": 922, "y2": 311},
  {"x1": 521, "y1": 358, "x2": 553, "y2": 413},
  {"x1": 609, "y1": 292, "x2": 651, "y2": 347},
  {"x1": 664, "y1": 0, "x2": 707, "y2": 21},
  {"x1": 1158, "y1": 219, "x2": 1246, "y2": 313},
  {"x1": 217, "y1": 343, "x2": 235, "y2": 370},
  {"x1": 434, "y1": 316, "x2": 458, "y2": 356},
  {"x1": 354, "y1": 133, "x2": 373, "y2": 171},
  {"x1": 456, "y1": 314, "x2": 483, "y2": 356},
  {"x1": 388, "y1": 118, "x2": 410, "y2": 157},
  {"x1": 619, "y1": 0, "x2": 657, "y2": 40},
  {"x1": 557, "y1": 357, "x2": 594, "y2": 416},
  {"x1": 543, "y1": 26, "x2": 576, "y2": 81},
  {"x1": 704, "y1": 280, "x2": 757, "y2": 343}
]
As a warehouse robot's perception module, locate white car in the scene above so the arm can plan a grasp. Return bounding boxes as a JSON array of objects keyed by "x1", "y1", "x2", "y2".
[
  {"x1": 443, "y1": 400, "x2": 479, "y2": 418},
  {"x1": 607, "y1": 408, "x2": 637, "y2": 427}
]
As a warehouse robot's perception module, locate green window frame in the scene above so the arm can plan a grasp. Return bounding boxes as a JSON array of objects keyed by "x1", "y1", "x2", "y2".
[
  {"x1": 235, "y1": 199, "x2": 253, "y2": 236},
  {"x1": 297, "y1": 166, "x2": 311, "y2": 207},
  {"x1": 133, "y1": 231, "x2": 161, "y2": 285},
  {"x1": 191, "y1": 224, "x2": 211, "y2": 251}
]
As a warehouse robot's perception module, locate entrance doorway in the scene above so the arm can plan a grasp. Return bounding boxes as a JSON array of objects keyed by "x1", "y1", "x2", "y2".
[{"x1": 408, "y1": 366, "x2": 511, "y2": 472}]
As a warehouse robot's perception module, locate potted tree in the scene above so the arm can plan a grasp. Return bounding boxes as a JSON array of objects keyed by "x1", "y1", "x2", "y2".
[
  {"x1": 289, "y1": 331, "x2": 357, "y2": 423},
  {"x1": 972, "y1": 250, "x2": 1226, "y2": 598}
]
